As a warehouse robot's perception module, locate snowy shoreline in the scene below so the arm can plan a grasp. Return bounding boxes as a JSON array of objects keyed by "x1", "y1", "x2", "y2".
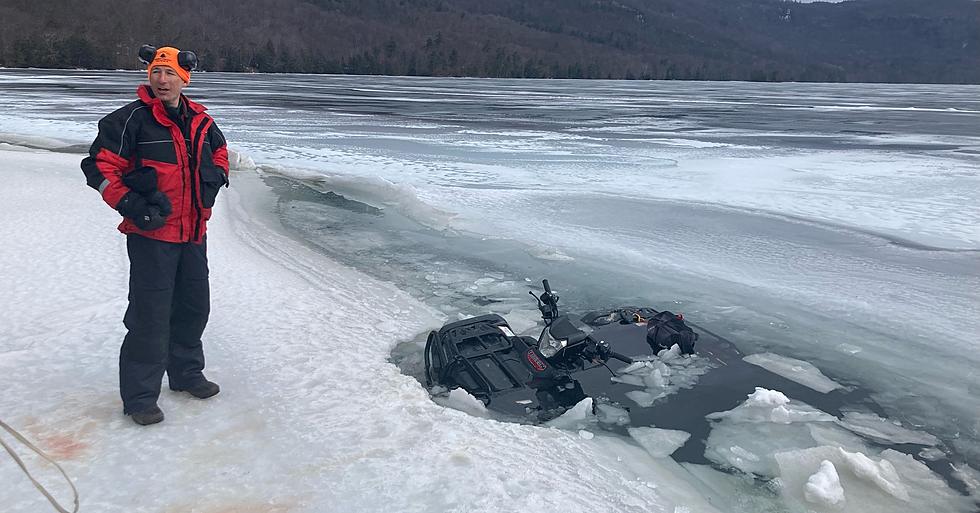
[{"x1": 0, "y1": 146, "x2": 726, "y2": 513}]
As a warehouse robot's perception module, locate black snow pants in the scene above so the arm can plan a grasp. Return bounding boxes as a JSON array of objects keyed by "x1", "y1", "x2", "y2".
[{"x1": 120, "y1": 234, "x2": 210, "y2": 414}]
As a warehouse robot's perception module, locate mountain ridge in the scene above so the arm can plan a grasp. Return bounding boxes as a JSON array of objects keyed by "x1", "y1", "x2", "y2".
[{"x1": 1, "y1": 0, "x2": 977, "y2": 83}]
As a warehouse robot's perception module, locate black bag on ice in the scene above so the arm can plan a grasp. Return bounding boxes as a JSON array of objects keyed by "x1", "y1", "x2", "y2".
[{"x1": 646, "y1": 311, "x2": 698, "y2": 355}]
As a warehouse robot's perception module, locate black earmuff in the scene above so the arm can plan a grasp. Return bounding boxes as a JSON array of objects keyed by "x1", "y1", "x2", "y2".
[
  {"x1": 177, "y1": 51, "x2": 199, "y2": 72},
  {"x1": 138, "y1": 44, "x2": 199, "y2": 71},
  {"x1": 138, "y1": 44, "x2": 156, "y2": 65}
]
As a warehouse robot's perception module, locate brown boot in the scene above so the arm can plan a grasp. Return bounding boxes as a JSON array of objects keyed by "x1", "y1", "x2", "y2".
[
  {"x1": 130, "y1": 405, "x2": 164, "y2": 426},
  {"x1": 172, "y1": 380, "x2": 220, "y2": 399}
]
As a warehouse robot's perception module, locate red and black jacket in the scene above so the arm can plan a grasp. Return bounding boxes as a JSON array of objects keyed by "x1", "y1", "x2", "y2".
[{"x1": 81, "y1": 84, "x2": 229, "y2": 244}]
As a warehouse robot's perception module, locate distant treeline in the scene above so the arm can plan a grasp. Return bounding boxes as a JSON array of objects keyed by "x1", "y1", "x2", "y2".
[{"x1": 1, "y1": 0, "x2": 978, "y2": 83}]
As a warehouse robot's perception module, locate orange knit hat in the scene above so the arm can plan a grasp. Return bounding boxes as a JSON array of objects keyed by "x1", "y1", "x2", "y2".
[{"x1": 147, "y1": 47, "x2": 190, "y2": 84}]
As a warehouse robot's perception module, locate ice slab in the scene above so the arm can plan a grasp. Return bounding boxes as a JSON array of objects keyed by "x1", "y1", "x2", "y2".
[
  {"x1": 774, "y1": 446, "x2": 972, "y2": 513},
  {"x1": 838, "y1": 448, "x2": 908, "y2": 501},
  {"x1": 837, "y1": 411, "x2": 940, "y2": 446},
  {"x1": 807, "y1": 423, "x2": 869, "y2": 452},
  {"x1": 611, "y1": 374, "x2": 647, "y2": 387},
  {"x1": 628, "y1": 426, "x2": 691, "y2": 458},
  {"x1": 434, "y1": 387, "x2": 489, "y2": 417},
  {"x1": 707, "y1": 387, "x2": 836, "y2": 424},
  {"x1": 625, "y1": 390, "x2": 663, "y2": 408},
  {"x1": 681, "y1": 463, "x2": 787, "y2": 513},
  {"x1": 743, "y1": 353, "x2": 843, "y2": 393},
  {"x1": 704, "y1": 388, "x2": 851, "y2": 477},
  {"x1": 596, "y1": 402, "x2": 631, "y2": 426},
  {"x1": 950, "y1": 463, "x2": 980, "y2": 501},
  {"x1": 917, "y1": 447, "x2": 946, "y2": 461},
  {"x1": 705, "y1": 421, "x2": 819, "y2": 476},
  {"x1": 545, "y1": 397, "x2": 595, "y2": 431}
]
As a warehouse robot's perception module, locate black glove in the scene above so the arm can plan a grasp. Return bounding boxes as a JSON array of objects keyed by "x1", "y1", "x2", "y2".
[
  {"x1": 116, "y1": 191, "x2": 167, "y2": 231},
  {"x1": 122, "y1": 166, "x2": 159, "y2": 194},
  {"x1": 145, "y1": 190, "x2": 173, "y2": 217}
]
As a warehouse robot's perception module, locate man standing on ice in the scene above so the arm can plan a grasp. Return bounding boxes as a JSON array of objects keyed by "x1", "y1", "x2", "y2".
[{"x1": 81, "y1": 45, "x2": 229, "y2": 426}]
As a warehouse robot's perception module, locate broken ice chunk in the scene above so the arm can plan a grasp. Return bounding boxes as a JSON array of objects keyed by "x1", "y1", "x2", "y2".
[
  {"x1": 704, "y1": 421, "x2": 817, "y2": 476},
  {"x1": 440, "y1": 387, "x2": 488, "y2": 417},
  {"x1": 804, "y1": 460, "x2": 846, "y2": 508},
  {"x1": 643, "y1": 368, "x2": 669, "y2": 389},
  {"x1": 657, "y1": 343, "x2": 682, "y2": 361},
  {"x1": 775, "y1": 446, "x2": 970, "y2": 513},
  {"x1": 770, "y1": 404, "x2": 837, "y2": 424},
  {"x1": 706, "y1": 387, "x2": 835, "y2": 424},
  {"x1": 917, "y1": 447, "x2": 945, "y2": 461},
  {"x1": 628, "y1": 426, "x2": 691, "y2": 458},
  {"x1": 545, "y1": 397, "x2": 594, "y2": 430},
  {"x1": 837, "y1": 411, "x2": 940, "y2": 446},
  {"x1": 807, "y1": 422, "x2": 869, "y2": 452},
  {"x1": 610, "y1": 374, "x2": 646, "y2": 387},
  {"x1": 746, "y1": 387, "x2": 790, "y2": 407},
  {"x1": 838, "y1": 448, "x2": 909, "y2": 501},
  {"x1": 619, "y1": 361, "x2": 654, "y2": 374},
  {"x1": 625, "y1": 390, "x2": 659, "y2": 408},
  {"x1": 744, "y1": 353, "x2": 843, "y2": 393},
  {"x1": 596, "y1": 403, "x2": 631, "y2": 426},
  {"x1": 950, "y1": 462, "x2": 980, "y2": 498}
]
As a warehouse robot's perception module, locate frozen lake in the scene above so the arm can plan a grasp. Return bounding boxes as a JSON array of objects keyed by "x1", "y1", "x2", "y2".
[{"x1": 1, "y1": 69, "x2": 978, "y2": 511}]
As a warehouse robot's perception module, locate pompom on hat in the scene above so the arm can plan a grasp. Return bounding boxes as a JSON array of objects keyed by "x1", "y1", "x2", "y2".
[{"x1": 147, "y1": 46, "x2": 191, "y2": 84}]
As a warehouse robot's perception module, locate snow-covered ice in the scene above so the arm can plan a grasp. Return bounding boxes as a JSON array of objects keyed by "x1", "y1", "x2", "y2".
[
  {"x1": 2, "y1": 70, "x2": 979, "y2": 513},
  {"x1": 803, "y1": 460, "x2": 846, "y2": 508},
  {"x1": 0, "y1": 148, "x2": 722, "y2": 513},
  {"x1": 436, "y1": 387, "x2": 489, "y2": 418}
]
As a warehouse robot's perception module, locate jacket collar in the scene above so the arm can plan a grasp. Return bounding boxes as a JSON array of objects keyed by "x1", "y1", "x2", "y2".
[{"x1": 137, "y1": 84, "x2": 207, "y2": 114}]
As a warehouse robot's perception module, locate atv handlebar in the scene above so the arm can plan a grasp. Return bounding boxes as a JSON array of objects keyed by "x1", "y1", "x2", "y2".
[
  {"x1": 532, "y1": 279, "x2": 560, "y2": 324},
  {"x1": 594, "y1": 339, "x2": 633, "y2": 365},
  {"x1": 607, "y1": 351, "x2": 633, "y2": 365}
]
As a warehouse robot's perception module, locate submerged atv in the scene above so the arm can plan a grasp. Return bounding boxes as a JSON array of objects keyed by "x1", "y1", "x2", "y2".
[{"x1": 424, "y1": 280, "x2": 702, "y2": 421}]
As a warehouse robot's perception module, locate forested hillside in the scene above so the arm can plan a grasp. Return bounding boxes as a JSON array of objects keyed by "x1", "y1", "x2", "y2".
[{"x1": 1, "y1": 0, "x2": 977, "y2": 82}]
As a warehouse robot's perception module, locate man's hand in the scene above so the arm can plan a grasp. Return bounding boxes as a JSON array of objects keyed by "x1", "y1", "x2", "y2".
[
  {"x1": 145, "y1": 190, "x2": 173, "y2": 217},
  {"x1": 122, "y1": 166, "x2": 159, "y2": 194},
  {"x1": 116, "y1": 191, "x2": 167, "y2": 231}
]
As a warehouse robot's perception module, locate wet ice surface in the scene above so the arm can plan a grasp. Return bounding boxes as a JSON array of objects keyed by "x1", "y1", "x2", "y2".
[
  {"x1": 629, "y1": 427, "x2": 692, "y2": 458},
  {"x1": 837, "y1": 411, "x2": 940, "y2": 446},
  {"x1": 2, "y1": 70, "x2": 979, "y2": 511},
  {"x1": 743, "y1": 353, "x2": 843, "y2": 393}
]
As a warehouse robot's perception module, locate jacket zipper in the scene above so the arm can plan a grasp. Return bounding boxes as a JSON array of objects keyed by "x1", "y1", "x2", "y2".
[
  {"x1": 190, "y1": 119, "x2": 210, "y2": 242},
  {"x1": 169, "y1": 117, "x2": 187, "y2": 242}
]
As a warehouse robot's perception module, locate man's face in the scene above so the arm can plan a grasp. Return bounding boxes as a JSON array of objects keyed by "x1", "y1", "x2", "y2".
[{"x1": 149, "y1": 66, "x2": 186, "y2": 107}]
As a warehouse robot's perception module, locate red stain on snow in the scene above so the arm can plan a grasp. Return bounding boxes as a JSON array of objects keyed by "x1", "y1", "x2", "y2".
[
  {"x1": 24, "y1": 420, "x2": 96, "y2": 461},
  {"x1": 39, "y1": 434, "x2": 89, "y2": 460},
  {"x1": 164, "y1": 502, "x2": 297, "y2": 513}
]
